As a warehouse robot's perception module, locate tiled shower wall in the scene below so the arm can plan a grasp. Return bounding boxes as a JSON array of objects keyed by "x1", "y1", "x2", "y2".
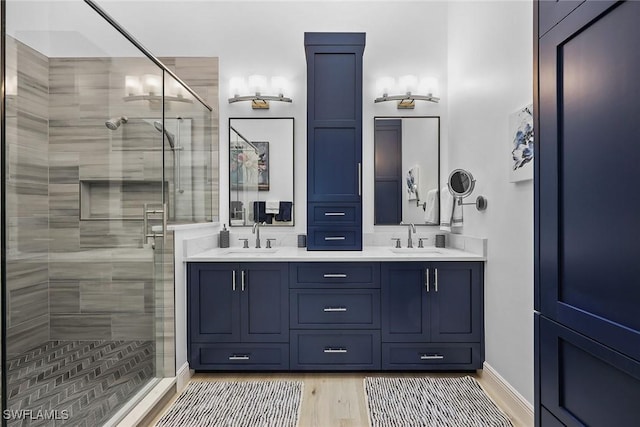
[
  {"x1": 5, "y1": 37, "x2": 219, "y2": 362},
  {"x1": 5, "y1": 38, "x2": 50, "y2": 356}
]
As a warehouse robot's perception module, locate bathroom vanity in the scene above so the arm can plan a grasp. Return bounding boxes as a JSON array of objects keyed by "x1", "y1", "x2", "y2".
[{"x1": 186, "y1": 247, "x2": 484, "y2": 372}]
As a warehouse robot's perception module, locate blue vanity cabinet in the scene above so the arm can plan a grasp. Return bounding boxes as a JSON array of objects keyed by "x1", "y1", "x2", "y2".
[
  {"x1": 305, "y1": 32, "x2": 365, "y2": 250},
  {"x1": 187, "y1": 262, "x2": 289, "y2": 370},
  {"x1": 289, "y1": 262, "x2": 381, "y2": 370},
  {"x1": 536, "y1": 1, "x2": 640, "y2": 425},
  {"x1": 381, "y1": 262, "x2": 483, "y2": 370}
]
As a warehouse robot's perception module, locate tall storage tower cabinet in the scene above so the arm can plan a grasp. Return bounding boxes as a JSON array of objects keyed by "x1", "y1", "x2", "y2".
[
  {"x1": 535, "y1": 1, "x2": 640, "y2": 425},
  {"x1": 304, "y1": 33, "x2": 365, "y2": 251}
]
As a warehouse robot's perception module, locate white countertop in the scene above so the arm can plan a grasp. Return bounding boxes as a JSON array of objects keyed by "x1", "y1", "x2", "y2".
[{"x1": 186, "y1": 246, "x2": 485, "y2": 262}]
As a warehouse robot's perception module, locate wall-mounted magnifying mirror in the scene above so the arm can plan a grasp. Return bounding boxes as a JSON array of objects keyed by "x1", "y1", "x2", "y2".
[
  {"x1": 374, "y1": 116, "x2": 440, "y2": 225},
  {"x1": 448, "y1": 169, "x2": 487, "y2": 211},
  {"x1": 448, "y1": 169, "x2": 475, "y2": 198},
  {"x1": 229, "y1": 117, "x2": 294, "y2": 226}
]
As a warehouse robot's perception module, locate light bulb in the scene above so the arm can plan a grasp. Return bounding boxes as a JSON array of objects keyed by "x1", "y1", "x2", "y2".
[
  {"x1": 398, "y1": 75, "x2": 418, "y2": 94},
  {"x1": 271, "y1": 76, "x2": 288, "y2": 96},
  {"x1": 376, "y1": 77, "x2": 395, "y2": 96},
  {"x1": 229, "y1": 77, "x2": 247, "y2": 97},
  {"x1": 125, "y1": 75, "x2": 141, "y2": 97},
  {"x1": 248, "y1": 74, "x2": 267, "y2": 95},
  {"x1": 142, "y1": 74, "x2": 161, "y2": 96},
  {"x1": 419, "y1": 77, "x2": 438, "y2": 96}
]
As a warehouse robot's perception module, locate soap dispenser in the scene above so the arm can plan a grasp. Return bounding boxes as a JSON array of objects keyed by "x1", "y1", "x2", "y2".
[{"x1": 219, "y1": 224, "x2": 230, "y2": 248}]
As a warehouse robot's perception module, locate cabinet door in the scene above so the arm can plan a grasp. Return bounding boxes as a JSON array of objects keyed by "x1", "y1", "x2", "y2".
[
  {"x1": 429, "y1": 262, "x2": 483, "y2": 343},
  {"x1": 306, "y1": 39, "x2": 364, "y2": 203},
  {"x1": 538, "y1": 0, "x2": 640, "y2": 361},
  {"x1": 240, "y1": 263, "x2": 289, "y2": 343},
  {"x1": 539, "y1": 316, "x2": 640, "y2": 426},
  {"x1": 538, "y1": 0, "x2": 584, "y2": 37},
  {"x1": 381, "y1": 262, "x2": 429, "y2": 342},
  {"x1": 188, "y1": 263, "x2": 240, "y2": 343}
]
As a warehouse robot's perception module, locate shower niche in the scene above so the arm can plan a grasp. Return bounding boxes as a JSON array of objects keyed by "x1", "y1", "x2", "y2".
[{"x1": 79, "y1": 180, "x2": 169, "y2": 220}]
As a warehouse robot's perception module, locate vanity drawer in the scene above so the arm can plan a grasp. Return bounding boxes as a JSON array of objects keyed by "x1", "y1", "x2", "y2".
[
  {"x1": 290, "y1": 289, "x2": 380, "y2": 329},
  {"x1": 291, "y1": 330, "x2": 381, "y2": 370},
  {"x1": 190, "y1": 343, "x2": 289, "y2": 370},
  {"x1": 290, "y1": 262, "x2": 379, "y2": 288},
  {"x1": 308, "y1": 203, "x2": 360, "y2": 226},
  {"x1": 307, "y1": 227, "x2": 361, "y2": 250},
  {"x1": 381, "y1": 343, "x2": 482, "y2": 370}
]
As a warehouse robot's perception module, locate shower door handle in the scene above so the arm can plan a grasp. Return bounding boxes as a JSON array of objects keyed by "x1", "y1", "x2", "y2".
[{"x1": 143, "y1": 203, "x2": 167, "y2": 248}]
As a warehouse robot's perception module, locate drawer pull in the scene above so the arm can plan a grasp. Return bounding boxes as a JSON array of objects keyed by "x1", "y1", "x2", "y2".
[
  {"x1": 420, "y1": 354, "x2": 444, "y2": 360},
  {"x1": 324, "y1": 348, "x2": 347, "y2": 354},
  {"x1": 323, "y1": 273, "x2": 347, "y2": 278},
  {"x1": 324, "y1": 212, "x2": 346, "y2": 216},
  {"x1": 323, "y1": 307, "x2": 347, "y2": 312},
  {"x1": 228, "y1": 355, "x2": 250, "y2": 361},
  {"x1": 324, "y1": 236, "x2": 346, "y2": 241}
]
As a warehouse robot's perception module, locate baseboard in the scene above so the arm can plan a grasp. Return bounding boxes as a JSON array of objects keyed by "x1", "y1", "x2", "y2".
[
  {"x1": 479, "y1": 362, "x2": 534, "y2": 427},
  {"x1": 176, "y1": 362, "x2": 193, "y2": 392}
]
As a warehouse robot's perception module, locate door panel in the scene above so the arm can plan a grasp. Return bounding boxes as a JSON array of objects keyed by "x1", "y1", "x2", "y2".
[
  {"x1": 381, "y1": 263, "x2": 429, "y2": 342},
  {"x1": 241, "y1": 263, "x2": 289, "y2": 342},
  {"x1": 430, "y1": 262, "x2": 482, "y2": 343},
  {"x1": 538, "y1": 0, "x2": 640, "y2": 360},
  {"x1": 188, "y1": 263, "x2": 240, "y2": 342},
  {"x1": 539, "y1": 317, "x2": 640, "y2": 426}
]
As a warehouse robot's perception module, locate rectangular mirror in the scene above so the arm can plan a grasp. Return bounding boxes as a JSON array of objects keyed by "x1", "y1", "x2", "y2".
[
  {"x1": 374, "y1": 116, "x2": 440, "y2": 225},
  {"x1": 229, "y1": 117, "x2": 294, "y2": 226}
]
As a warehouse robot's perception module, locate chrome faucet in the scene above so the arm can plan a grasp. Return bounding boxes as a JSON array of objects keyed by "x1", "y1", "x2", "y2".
[
  {"x1": 405, "y1": 222, "x2": 416, "y2": 248},
  {"x1": 252, "y1": 222, "x2": 261, "y2": 248}
]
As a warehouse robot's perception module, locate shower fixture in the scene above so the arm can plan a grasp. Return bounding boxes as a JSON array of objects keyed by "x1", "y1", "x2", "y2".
[
  {"x1": 105, "y1": 116, "x2": 128, "y2": 130},
  {"x1": 153, "y1": 120, "x2": 176, "y2": 150}
]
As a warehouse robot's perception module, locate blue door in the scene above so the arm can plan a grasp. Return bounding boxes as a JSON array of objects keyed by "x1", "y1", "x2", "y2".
[
  {"x1": 240, "y1": 263, "x2": 289, "y2": 342},
  {"x1": 188, "y1": 263, "x2": 240, "y2": 343}
]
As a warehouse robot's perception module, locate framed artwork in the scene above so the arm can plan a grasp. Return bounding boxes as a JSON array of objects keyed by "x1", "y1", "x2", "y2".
[
  {"x1": 509, "y1": 103, "x2": 534, "y2": 182},
  {"x1": 254, "y1": 141, "x2": 270, "y2": 191}
]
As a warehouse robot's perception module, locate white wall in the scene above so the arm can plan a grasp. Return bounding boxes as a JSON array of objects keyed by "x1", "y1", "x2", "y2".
[{"x1": 447, "y1": 1, "x2": 533, "y2": 404}]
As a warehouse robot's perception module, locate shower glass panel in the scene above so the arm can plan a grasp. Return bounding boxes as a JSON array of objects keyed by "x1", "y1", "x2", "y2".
[
  {"x1": 1, "y1": 0, "x2": 213, "y2": 424},
  {"x1": 163, "y1": 72, "x2": 214, "y2": 224},
  {"x1": 230, "y1": 126, "x2": 260, "y2": 225}
]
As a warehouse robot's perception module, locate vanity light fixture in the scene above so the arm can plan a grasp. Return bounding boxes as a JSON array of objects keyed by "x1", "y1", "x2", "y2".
[
  {"x1": 228, "y1": 75, "x2": 292, "y2": 109},
  {"x1": 374, "y1": 75, "x2": 440, "y2": 109},
  {"x1": 123, "y1": 74, "x2": 194, "y2": 109}
]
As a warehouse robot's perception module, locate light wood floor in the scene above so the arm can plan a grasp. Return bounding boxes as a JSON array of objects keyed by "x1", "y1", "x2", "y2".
[{"x1": 147, "y1": 372, "x2": 525, "y2": 427}]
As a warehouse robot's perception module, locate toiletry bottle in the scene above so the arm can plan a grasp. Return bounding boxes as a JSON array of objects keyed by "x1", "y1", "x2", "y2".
[{"x1": 220, "y1": 224, "x2": 230, "y2": 248}]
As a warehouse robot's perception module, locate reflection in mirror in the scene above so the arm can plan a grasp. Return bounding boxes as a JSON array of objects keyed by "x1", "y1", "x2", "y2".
[
  {"x1": 374, "y1": 116, "x2": 440, "y2": 225},
  {"x1": 448, "y1": 168, "x2": 475, "y2": 197},
  {"x1": 229, "y1": 118, "x2": 294, "y2": 226}
]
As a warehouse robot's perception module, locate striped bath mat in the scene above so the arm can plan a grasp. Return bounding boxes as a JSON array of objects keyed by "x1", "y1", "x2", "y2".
[
  {"x1": 155, "y1": 380, "x2": 302, "y2": 427},
  {"x1": 365, "y1": 376, "x2": 513, "y2": 427}
]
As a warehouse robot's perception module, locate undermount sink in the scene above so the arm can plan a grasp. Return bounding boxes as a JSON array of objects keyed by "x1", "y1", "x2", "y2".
[
  {"x1": 223, "y1": 248, "x2": 280, "y2": 255},
  {"x1": 389, "y1": 247, "x2": 442, "y2": 254}
]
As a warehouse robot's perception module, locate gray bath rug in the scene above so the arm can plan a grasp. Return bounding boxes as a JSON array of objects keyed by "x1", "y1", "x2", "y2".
[
  {"x1": 155, "y1": 380, "x2": 303, "y2": 427},
  {"x1": 364, "y1": 376, "x2": 513, "y2": 427}
]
